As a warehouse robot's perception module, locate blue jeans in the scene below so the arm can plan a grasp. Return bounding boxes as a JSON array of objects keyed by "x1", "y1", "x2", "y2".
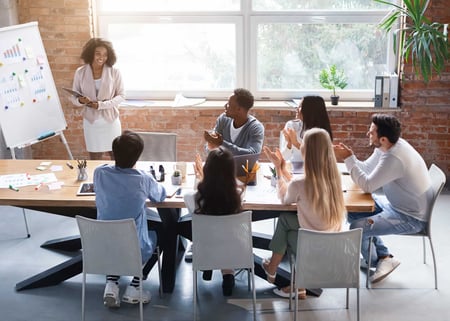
[{"x1": 348, "y1": 194, "x2": 426, "y2": 266}]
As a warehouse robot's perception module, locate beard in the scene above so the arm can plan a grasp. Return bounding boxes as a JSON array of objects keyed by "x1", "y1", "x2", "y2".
[{"x1": 370, "y1": 139, "x2": 381, "y2": 148}]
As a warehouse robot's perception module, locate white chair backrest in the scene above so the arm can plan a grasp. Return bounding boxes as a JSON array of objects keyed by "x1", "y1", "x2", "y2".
[
  {"x1": 428, "y1": 164, "x2": 446, "y2": 214},
  {"x1": 191, "y1": 211, "x2": 253, "y2": 271},
  {"x1": 295, "y1": 228, "x2": 362, "y2": 289},
  {"x1": 137, "y1": 132, "x2": 177, "y2": 162},
  {"x1": 76, "y1": 216, "x2": 143, "y2": 277}
]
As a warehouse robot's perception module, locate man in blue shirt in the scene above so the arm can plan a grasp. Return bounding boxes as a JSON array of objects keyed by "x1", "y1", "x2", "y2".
[{"x1": 94, "y1": 130, "x2": 166, "y2": 308}]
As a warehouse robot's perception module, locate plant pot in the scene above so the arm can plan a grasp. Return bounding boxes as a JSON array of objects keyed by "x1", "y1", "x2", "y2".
[
  {"x1": 171, "y1": 175, "x2": 182, "y2": 185},
  {"x1": 271, "y1": 176, "x2": 277, "y2": 187},
  {"x1": 331, "y1": 95, "x2": 339, "y2": 105}
]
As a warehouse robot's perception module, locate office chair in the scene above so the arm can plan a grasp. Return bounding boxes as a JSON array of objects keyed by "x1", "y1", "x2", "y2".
[
  {"x1": 292, "y1": 228, "x2": 362, "y2": 321},
  {"x1": 366, "y1": 164, "x2": 446, "y2": 289},
  {"x1": 22, "y1": 208, "x2": 30, "y2": 238},
  {"x1": 76, "y1": 216, "x2": 162, "y2": 321},
  {"x1": 136, "y1": 132, "x2": 177, "y2": 162},
  {"x1": 191, "y1": 211, "x2": 257, "y2": 321}
]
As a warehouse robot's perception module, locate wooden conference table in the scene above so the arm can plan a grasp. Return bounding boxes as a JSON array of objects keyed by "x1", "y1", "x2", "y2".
[{"x1": 0, "y1": 159, "x2": 374, "y2": 293}]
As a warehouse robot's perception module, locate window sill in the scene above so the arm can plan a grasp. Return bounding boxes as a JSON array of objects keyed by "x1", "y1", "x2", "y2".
[{"x1": 120, "y1": 99, "x2": 386, "y2": 110}]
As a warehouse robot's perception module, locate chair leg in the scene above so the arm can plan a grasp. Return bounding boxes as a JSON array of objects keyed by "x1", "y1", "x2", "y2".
[
  {"x1": 289, "y1": 254, "x2": 294, "y2": 310},
  {"x1": 422, "y1": 236, "x2": 426, "y2": 264},
  {"x1": 251, "y1": 269, "x2": 257, "y2": 321},
  {"x1": 428, "y1": 236, "x2": 438, "y2": 289},
  {"x1": 366, "y1": 236, "x2": 373, "y2": 288},
  {"x1": 346, "y1": 288, "x2": 349, "y2": 309},
  {"x1": 357, "y1": 287, "x2": 360, "y2": 321},
  {"x1": 139, "y1": 278, "x2": 143, "y2": 321},
  {"x1": 22, "y1": 208, "x2": 31, "y2": 238},
  {"x1": 81, "y1": 273, "x2": 86, "y2": 321},
  {"x1": 193, "y1": 270, "x2": 198, "y2": 320}
]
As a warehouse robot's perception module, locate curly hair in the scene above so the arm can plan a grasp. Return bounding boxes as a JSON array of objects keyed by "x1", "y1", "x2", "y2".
[
  {"x1": 233, "y1": 88, "x2": 254, "y2": 111},
  {"x1": 195, "y1": 147, "x2": 242, "y2": 215},
  {"x1": 80, "y1": 38, "x2": 117, "y2": 66}
]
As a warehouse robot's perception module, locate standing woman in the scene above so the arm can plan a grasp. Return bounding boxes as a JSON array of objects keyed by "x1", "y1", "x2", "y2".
[
  {"x1": 71, "y1": 38, "x2": 125, "y2": 160},
  {"x1": 280, "y1": 96, "x2": 333, "y2": 168}
]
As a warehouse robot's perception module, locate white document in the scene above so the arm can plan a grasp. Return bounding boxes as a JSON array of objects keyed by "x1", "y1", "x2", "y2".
[{"x1": 172, "y1": 93, "x2": 205, "y2": 107}]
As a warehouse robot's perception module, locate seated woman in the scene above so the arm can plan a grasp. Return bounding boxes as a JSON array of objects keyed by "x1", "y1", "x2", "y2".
[
  {"x1": 184, "y1": 147, "x2": 245, "y2": 296},
  {"x1": 263, "y1": 128, "x2": 346, "y2": 299},
  {"x1": 281, "y1": 96, "x2": 333, "y2": 172}
]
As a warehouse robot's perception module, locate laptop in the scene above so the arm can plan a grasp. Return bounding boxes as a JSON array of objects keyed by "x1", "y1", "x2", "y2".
[{"x1": 234, "y1": 153, "x2": 261, "y2": 177}]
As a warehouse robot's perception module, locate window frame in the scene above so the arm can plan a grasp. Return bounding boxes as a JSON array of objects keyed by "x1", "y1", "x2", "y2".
[{"x1": 95, "y1": 1, "x2": 397, "y2": 102}]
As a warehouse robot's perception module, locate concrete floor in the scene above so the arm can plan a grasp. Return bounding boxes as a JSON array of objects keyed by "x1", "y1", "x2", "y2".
[{"x1": 1, "y1": 190, "x2": 449, "y2": 321}]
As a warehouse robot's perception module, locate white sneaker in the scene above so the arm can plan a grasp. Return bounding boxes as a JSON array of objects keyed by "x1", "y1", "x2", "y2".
[
  {"x1": 122, "y1": 285, "x2": 151, "y2": 304},
  {"x1": 103, "y1": 281, "x2": 120, "y2": 308},
  {"x1": 370, "y1": 256, "x2": 401, "y2": 283}
]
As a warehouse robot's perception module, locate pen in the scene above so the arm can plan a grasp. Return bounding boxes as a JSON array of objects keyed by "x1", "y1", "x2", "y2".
[
  {"x1": 66, "y1": 162, "x2": 74, "y2": 169},
  {"x1": 9, "y1": 185, "x2": 19, "y2": 192},
  {"x1": 35, "y1": 182, "x2": 44, "y2": 191}
]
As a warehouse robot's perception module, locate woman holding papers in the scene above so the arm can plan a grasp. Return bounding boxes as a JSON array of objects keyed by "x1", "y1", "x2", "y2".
[
  {"x1": 280, "y1": 96, "x2": 333, "y2": 171},
  {"x1": 70, "y1": 38, "x2": 125, "y2": 160},
  {"x1": 263, "y1": 128, "x2": 346, "y2": 299}
]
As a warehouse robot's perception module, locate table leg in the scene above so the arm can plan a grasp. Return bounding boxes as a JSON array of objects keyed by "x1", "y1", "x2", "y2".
[{"x1": 157, "y1": 207, "x2": 181, "y2": 293}]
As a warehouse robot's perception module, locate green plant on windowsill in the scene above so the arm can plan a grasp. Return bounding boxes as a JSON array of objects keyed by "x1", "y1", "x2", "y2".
[
  {"x1": 374, "y1": 0, "x2": 449, "y2": 83},
  {"x1": 319, "y1": 64, "x2": 348, "y2": 106}
]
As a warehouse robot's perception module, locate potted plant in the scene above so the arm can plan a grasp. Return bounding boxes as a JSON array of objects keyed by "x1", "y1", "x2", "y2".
[
  {"x1": 171, "y1": 169, "x2": 182, "y2": 185},
  {"x1": 374, "y1": 0, "x2": 449, "y2": 83},
  {"x1": 269, "y1": 166, "x2": 277, "y2": 187},
  {"x1": 319, "y1": 64, "x2": 348, "y2": 105}
]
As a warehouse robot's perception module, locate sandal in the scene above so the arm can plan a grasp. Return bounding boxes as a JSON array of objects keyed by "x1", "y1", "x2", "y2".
[{"x1": 262, "y1": 258, "x2": 277, "y2": 283}]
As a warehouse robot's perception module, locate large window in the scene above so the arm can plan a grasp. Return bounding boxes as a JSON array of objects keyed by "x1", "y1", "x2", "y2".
[{"x1": 96, "y1": 0, "x2": 395, "y2": 101}]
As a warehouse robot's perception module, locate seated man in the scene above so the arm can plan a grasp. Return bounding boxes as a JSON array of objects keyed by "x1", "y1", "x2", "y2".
[
  {"x1": 205, "y1": 88, "x2": 264, "y2": 155},
  {"x1": 334, "y1": 113, "x2": 432, "y2": 283},
  {"x1": 94, "y1": 130, "x2": 166, "y2": 307}
]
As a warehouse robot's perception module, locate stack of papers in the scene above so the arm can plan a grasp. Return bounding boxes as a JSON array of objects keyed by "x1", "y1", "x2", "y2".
[{"x1": 172, "y1": 93, "x2": 205, "y2": 107}]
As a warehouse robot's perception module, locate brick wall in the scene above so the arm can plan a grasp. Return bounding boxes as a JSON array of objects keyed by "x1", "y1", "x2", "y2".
[{"x1": 18, "y1": 0, "x2": 450, "y2": 177}]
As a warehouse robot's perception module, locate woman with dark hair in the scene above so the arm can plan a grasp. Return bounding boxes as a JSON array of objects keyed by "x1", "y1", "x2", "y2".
[
  {"x1": 280, "y1": 96, "x2": 333, "y2": 170},
  {"x1": 184, "y1": 147, "x2": 245, "y2": 296},
  {"x1": 70, "y1": 38, "x2": 124, "y2": 160}
]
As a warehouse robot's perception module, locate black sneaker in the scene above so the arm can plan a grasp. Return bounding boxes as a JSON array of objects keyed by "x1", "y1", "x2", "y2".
[{"x1": 222, "y1": 274, "x2": 235, "y2": 296}]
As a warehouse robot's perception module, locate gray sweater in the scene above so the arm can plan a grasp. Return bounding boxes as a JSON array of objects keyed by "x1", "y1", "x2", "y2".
[{"x1": 213, "y1": 113, "x2": 264, "y2": 155}]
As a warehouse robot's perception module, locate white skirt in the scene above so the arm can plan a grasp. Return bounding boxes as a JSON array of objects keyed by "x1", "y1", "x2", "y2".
[{"x1": 83, "y1": 117, "x2": 121, "y2": 152}]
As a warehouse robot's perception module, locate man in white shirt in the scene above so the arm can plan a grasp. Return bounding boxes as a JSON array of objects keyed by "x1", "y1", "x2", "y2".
[{"x1": 335, "y1": 114, "x2": 432, "y2": 283}]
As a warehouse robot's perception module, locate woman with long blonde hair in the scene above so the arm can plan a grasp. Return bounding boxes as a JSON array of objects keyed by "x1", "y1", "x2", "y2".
[{"x1": 262, "y1": 127, "x2": 346, "y2": 298}]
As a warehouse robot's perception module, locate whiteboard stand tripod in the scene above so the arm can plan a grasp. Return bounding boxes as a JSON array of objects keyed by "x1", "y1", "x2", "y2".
[
  {"x1": 9, "y1": 130, "x2": 73, "y2": 160},
  {"x1": 8, "y1": 130, "x2": 73, "y2": 239}
]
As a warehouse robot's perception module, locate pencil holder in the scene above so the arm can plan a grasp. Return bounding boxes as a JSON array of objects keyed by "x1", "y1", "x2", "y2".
[{"x1": 77, "y1": 167, "x2": 88, "y2": 181}]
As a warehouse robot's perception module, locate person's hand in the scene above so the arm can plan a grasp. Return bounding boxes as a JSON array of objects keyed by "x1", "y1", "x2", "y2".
[
  {"x1": 204, "y1": 130, "x2": 223, "y2": 147},
  {"x1": 86, "y1": 101, "x2": 99, "y2": 109},
  {"x1": 78, "y1": 96, "x2": 90, "y2": 105},
  {"x1": 333, "y1": 143, "x2": 353, "y2": 162},
  {"x1": 193, "y1": 153, "x2": 204, "y2": 181},
  {"x1": 263, "y1": 146, "x2": 284, "y2": 169},
  {"x1": 283, "y1": 127, "x2": 301, "y2": 149}
]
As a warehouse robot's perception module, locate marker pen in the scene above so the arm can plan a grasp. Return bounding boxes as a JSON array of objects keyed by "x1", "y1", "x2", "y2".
[{"x1": 9, "y1": 185, "x2": 19, "y2": 192}]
